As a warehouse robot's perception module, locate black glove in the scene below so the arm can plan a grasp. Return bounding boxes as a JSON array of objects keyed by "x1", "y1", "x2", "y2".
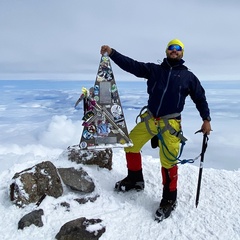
[{"x1": 151, "y1": 135, "x2": 159, "y2": 148}]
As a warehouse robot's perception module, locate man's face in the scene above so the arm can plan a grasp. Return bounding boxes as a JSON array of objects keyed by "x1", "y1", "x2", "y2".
[{"x1": 166, "y1": 45, "x2": 183, "y2": 61}]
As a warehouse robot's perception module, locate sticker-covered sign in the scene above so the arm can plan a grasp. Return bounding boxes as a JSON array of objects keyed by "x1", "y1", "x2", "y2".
[{"x1": 77, "y1": 55, "x2": 133, "y2": 149}]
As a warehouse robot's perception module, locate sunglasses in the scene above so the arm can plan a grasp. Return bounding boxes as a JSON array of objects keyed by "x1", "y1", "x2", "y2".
[{"x1": 167, "y1": 45, "x2": 182, "y2": 51}]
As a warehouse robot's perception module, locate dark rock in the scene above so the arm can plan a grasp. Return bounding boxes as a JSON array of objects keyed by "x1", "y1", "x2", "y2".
[
  {"x1": 58, "y1": 167, "x2": 95, "y2": 193},
  {"x1": 55, "y1": 217, "x2": 105, "y2": 240},
  {"x1": 74, "y1": 194, "x2": 99, "y2": 204},
  {"x1": 18, "y1": 209, "x2": 44, "y2": 230},
  {"x1": 53, "y1": 202, "x2": 71, "y2": 212},
  {"x1": 60, "y1": 202, "x2": 71, "y2": 209},
  {"x1": 67, "y1": 147, "x2": 113, "y2": 170},
  {"x1": 10, "y1": 161, "x2": 63, "y2": 207}
]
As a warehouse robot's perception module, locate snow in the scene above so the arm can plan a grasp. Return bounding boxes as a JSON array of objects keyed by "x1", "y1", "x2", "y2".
[{"x1": 0, "y1": 80, "x2": 240, "y2": 240}]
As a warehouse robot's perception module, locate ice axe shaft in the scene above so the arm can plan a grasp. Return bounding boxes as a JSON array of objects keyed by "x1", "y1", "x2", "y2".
[{"x1": 195, "y1": 132, "x2": 209, "y2": 208}]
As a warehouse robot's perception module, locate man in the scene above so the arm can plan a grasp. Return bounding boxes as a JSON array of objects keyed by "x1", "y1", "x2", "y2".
[{"x1": 100, "y1": 39, "x2": 211, "y2": 222}]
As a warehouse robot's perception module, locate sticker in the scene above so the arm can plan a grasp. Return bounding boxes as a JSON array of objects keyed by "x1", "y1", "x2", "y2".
[
  {"x1": 111, "y1": 129, "x2": 119, "y2": 134},
  {"x1": 97, "y1": 76, "x2": 105, "y2": 82},
  {"x1": 101, "y1": 56, "x2": 109, "y2": 62},
  {"x1": 100, "y1": 81, "x2": 111, "y2": 104},
  {"x1": 94, "y1": 85, "x2": 99, "y2": 95},
  {"x1": 97, "y1": 123, "x2": 110, "y2": 136},
  {"x1": 111, "y1": 105, "x2": 124, "y2": 122},
  {"x1": 94, "y1": 96, "x2": 99, "y2": 102},
  {"x1": 111, "y1": 91, "x2": 119, "y2": 104},
  {"x1": 82, "y1": 111, "x2": 94, "y2": 121},
  {"x1": 119, "y1": 138, "x2": 126, "y2": 145},
  {"x1": 98, "y1": 61, "x2": 113, "y2": 81},
  {"x1": 82, "y1": 130, "x2": 93, "y2": 140},
  {"x1": 111, "y1": 84, "x2": 117, "y2": 92},
  {"x1": 87, "y1": 124, "x2": 96, "y2": 133},
  {"x1": 79, "y1": 141, "x2": 87, "y2": 149}
]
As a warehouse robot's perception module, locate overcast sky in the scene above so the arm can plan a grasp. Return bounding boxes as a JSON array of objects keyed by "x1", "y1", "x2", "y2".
[{"x1": 0, "y1": 0, "x2": 240, "y2": 81}]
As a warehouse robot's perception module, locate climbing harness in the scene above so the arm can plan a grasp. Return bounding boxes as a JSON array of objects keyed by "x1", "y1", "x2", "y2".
[{"x1": 136, "y1": 106, "x2": 205, "y2": 165}]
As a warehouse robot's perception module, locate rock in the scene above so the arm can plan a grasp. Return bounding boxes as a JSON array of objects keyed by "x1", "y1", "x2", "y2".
[
  {"x1": 18, "y1": 209, "x2": 44, "y2": 230},
  {"x1": 53, "y1": 202, "x2": 71, "y2": 212},
  {"x1": 74, "y1": 195, "x2": 99, "y2": 204},
  {"x1": 58, "y1": 167, "x2": 95, "y2": 193},
  {"x1": 67, "y1": 147, "x2": 113, "y2": 170},
  {"x1": 10, "y1": 161, "x2": 63, "y2": 207},
  {"x1": 59, "y1": 202, "x2": 71, "y2": 210},
  {"x1": 55, "y1": 217, "x2": 106, "y2": 240}
]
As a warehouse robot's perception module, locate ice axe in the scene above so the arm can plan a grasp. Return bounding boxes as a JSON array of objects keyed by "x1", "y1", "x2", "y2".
[{"x1": 195, "y1": 130, "x2": 209, "y2": 208}]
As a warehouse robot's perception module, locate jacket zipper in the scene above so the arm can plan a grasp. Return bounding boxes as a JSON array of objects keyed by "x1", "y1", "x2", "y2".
[
  {"x1": 156, "y1": 67, "x2": 172, "y2": 116},
  {"x1": 177, "y1": 85, "x2": 181, "y2": 108}
]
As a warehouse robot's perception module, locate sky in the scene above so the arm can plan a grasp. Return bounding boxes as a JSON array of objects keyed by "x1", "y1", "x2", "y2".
[
  {"x1": 0, "y1": 80, "x2": 239, "y2": 239},
  {"x1": 1, "y1": 0, "x2": 240, "y2": 81}
]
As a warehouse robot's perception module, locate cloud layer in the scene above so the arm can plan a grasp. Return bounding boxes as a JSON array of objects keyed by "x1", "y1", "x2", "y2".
[{"x1": 0, "y1": 1, "x2": 240, "y2": 80}]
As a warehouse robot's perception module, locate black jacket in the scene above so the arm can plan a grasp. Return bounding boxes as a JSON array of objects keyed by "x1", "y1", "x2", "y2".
[{"x1": 109, "y1": 49, "x2": 210, "y2": 120}]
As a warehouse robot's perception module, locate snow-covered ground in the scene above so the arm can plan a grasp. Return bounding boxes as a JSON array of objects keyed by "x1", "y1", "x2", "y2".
[{"x1": 0, "y1": 80, "x2": 239, "y2": 240}]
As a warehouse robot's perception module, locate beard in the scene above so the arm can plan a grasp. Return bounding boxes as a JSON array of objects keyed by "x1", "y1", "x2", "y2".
[{"x1": 166, "y1": 52, "x2": 183, "y2": 61}]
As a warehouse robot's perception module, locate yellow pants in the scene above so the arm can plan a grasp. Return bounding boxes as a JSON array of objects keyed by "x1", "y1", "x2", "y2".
[{"x1": 124, "y1": 113, "x2": 181, "y2": 169}]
